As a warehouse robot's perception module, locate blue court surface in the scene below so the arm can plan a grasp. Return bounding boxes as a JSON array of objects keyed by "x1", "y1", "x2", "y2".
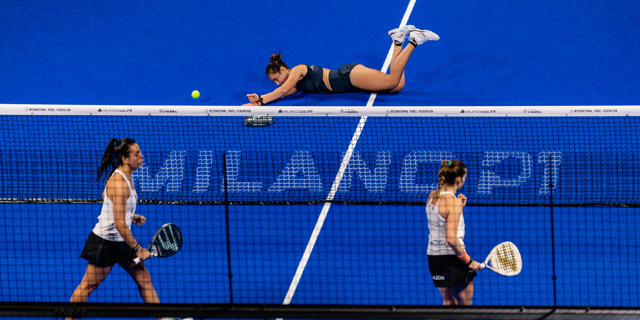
[
  {"x1": 1, "y1": 1, "x2": 640, "y2": 320},
  {"x1": 1, "y1": 0, "x2": 639, "y2": 106}
]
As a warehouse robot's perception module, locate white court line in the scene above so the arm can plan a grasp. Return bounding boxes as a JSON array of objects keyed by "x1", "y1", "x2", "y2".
[
  {"x1": 366, "y1": 0, "x2": 417, "y2": 107},
  {"x1": 280, "y1": 0, "x2": 417, "y2": 308}
]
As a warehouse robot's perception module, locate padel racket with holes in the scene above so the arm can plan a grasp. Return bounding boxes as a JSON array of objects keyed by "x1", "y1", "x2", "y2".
[
  {"x1": 479, "y1": 241, "x2": 522, "y2": 276},
  {"x1": 133, "y1": 223, "x2": 182, "y2": 265}
]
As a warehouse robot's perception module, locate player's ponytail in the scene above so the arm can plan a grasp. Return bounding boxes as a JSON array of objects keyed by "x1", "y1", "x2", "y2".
[
  {"x1": 432, "y1": 160, "x2": 467, "y2": 201},
  {"x1": 266, "y1": 52, "x2": 289, "y2": 75},
  {"x1": 433, "y1": 175, "x2": 446, "y2": 202},
  {"x1": 96, "y1": 138, "x2": 137, "y2": 182}
]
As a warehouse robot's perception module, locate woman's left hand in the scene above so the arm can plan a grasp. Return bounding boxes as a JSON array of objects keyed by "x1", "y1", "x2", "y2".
[
  {"x1": 133, "y1": 214, "x2": 146, "y2": 226},
  {"x1": 243, "y1": 93, "x2": 262, "y2": 106}
]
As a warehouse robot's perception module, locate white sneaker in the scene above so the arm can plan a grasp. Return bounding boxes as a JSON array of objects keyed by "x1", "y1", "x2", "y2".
[
  {"x1": 409, "y1": 28, "x2": 440, "y2": 45},
  {"x1": 388, "y1": 24, "x2": 415, "y2": 44}
]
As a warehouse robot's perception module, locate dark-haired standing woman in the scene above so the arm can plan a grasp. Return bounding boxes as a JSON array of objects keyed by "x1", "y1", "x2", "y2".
[{"x1": 67, "y1": 138, "x2": 158, "y2": 319}]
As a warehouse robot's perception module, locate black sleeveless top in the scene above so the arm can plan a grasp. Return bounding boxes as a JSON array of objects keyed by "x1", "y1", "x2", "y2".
[{"x1": 295, "y1": 65, "x2": 332, "y2": 94}]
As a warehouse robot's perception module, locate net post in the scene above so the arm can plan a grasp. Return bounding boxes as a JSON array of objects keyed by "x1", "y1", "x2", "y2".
[
  {"x1": 549, "y1": 152, "x2": 557, "y2": 308},
  {"x1": 223, "y1": 151, "x2": 234, "y2": 304}
]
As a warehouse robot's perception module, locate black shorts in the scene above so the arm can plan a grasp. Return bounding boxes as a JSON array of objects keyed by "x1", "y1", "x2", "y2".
[
  {"x1": 428, "y1": 255, "x2": 477, "y2": 288},
  {"x1": 329, "y1": 63, "x2": 361, "y2": 93},
  {"x1": 80, "y1": 232, "x2": 137, "y2": 267}
]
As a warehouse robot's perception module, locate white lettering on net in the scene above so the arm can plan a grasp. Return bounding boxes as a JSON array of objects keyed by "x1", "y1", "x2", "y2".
[
  {"x1": 268, "y1": 151, "x2": 323, "y2": 193},
  {"x1": 399, "y1": 151, "x2": 455, "y2": 192},
  {"x1": 337, "y1": 151, "x2": 391, "y2": 193},
  {"x1": 478, "y1": 151, "x2": 532, "y2": 195},
  {"x1": 133, "y1": 151, "x2": 186, "y2": 192}
]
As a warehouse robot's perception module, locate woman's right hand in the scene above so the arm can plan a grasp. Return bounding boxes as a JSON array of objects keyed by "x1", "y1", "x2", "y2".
[
  {"x1": 469, "y1": 260, "x2": 482, "y2": 272},
  {"x1": 135, "y1": 247, "x2": 152, "y2": 261}
]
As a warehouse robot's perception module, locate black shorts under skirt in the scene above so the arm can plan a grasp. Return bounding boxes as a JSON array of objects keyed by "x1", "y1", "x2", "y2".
[
  {"x1": 329, "y1": 63, "x2": 362, "y2": 93},
  {"x1": 80, "y1": 232, "x2": 137, "y2": 267},
  {"x1": 428, "y1": 255, "x2": 477, "y2": 288}
]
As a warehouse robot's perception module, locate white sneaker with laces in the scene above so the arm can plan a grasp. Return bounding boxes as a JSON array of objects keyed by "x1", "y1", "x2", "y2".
[
  {"x1": 388, "y1": 24, "x2": 415, "y2": 44},
  {"x1": 409, "y1": 28, "x2": 440, "y2": 45}
]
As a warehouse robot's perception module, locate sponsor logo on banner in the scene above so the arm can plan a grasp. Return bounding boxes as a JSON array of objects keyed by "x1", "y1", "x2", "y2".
[
  {"x1": 460, "y1": 109, "x2": 497, "y2": 114},
  {"x1": 24, "y1": 107, "x2": 72, "y2": 113},
  {"x1": 571, "y1": 108, "x2": 620, "y2": 114},
  {"x1": 206, "y1": 109, "x2": 253, "y2": 114},
  {"x1": 277, "y1": 109, "x2": 314, "y2": 114},
  {"x1": 97, "y1": 108, "x2": 133, "y2": 113},
  {"x1": 386, "y1": 108, "x2": 434, "y2": 114},
  {"x1": 523, "y1": 109, "x2": 542, "y2": 114},
  {"x1": 388, "y1": 109, "x2": 409, "y2": 114}
]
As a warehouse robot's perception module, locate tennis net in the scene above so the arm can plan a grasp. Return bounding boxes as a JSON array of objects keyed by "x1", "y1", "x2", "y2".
[{"x1": 2, "y1": 105, "x2": 638, "y2": 206}]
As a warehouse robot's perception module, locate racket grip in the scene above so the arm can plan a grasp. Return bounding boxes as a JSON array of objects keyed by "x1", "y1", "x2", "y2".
[{"x1": 479, "y1": 262, "x2": 486, "y2": 269}]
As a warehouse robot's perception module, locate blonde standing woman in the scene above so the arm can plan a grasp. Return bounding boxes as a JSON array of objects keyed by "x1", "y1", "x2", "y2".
[{"x1": 426, "y1": 160, "x2": 482, "y2": 305}]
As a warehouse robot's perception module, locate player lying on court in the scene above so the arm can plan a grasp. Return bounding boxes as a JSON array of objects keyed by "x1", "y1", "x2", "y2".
[
  {"x1": 243, "y1": 25, "x2": 439, "y2": 106},
  {"x1": 426, "y1": 160, "x2": 482, "y2": 305}
]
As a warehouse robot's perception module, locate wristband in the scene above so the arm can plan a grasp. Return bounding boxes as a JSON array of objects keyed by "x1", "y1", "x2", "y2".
[
  {"x1": 457, "y1": 252, "x2": 471, "y2": 264},
  {"x1": 133, "y1": 243, "x2": 141, "y2": 252},
  {"x1": 257, "y1": 95, "x2": 264, "y2": 106}
]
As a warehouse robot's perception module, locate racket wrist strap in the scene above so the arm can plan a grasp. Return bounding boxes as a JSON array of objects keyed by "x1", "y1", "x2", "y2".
[
  {"x1": 133, "y1": 243, "x2": 141, "y2": 252},
  {"x1": 457, "y1": 252, "x2": 471, "y2": 264}
]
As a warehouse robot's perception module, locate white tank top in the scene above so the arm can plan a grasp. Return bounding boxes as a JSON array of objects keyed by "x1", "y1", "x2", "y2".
[
  {"x1": 426, "y1": 191, "x2": 465, "y2": 255},
  {"x1": 92, "y1": 169, "x2": 137, "y2": 241}
]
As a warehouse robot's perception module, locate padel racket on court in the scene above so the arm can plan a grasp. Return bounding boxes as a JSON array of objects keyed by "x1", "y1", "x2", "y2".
[
  {"x1": 479, "y1": 241, "x2": 522, "y2": 276},
  {"x1": 133, "y1": 223, "x2": 183, "y2": 265}
]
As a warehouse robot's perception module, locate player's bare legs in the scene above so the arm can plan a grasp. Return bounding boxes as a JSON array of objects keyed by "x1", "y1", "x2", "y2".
[
  {"x1": 67, "y1": 264, "x2": 113, "y2": 320},
  {"x1": 388, "y1": 44, "x2": 408, "y2": 93},
  {"x1": 121, "y1": 261, "x2": 160, "y2": 303},
  {"x1": 349, "y1": 26, "x2": 438, "y2": 93},
  {"x1": 69, "y1": 264, "x2": 112, "y2": 303},
  {"x1": 438, "y1": 281, "x2": 474, "y2": 305}
]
